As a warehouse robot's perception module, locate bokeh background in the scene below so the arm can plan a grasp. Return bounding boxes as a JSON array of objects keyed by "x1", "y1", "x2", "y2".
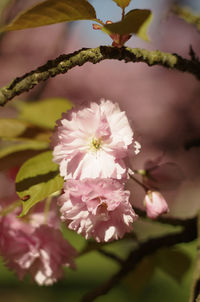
[{"x1": 0, "y1": 0, "x2": 200, "y2": 301}]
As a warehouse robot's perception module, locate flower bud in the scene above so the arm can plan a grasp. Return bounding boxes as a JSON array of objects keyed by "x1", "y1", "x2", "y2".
[{"x1": 144, "y1": 190, "x2": 169, "y2": 219}]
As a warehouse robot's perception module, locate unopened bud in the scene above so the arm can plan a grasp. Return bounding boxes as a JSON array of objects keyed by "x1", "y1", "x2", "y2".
[{"x1": 144, "y1": 190, "x2": 169, "y2": 219}]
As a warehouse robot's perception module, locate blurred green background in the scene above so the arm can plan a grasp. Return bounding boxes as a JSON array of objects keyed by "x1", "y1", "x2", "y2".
[{"x1": 0, "y1": 224, "x2": 197, "y2": 302}]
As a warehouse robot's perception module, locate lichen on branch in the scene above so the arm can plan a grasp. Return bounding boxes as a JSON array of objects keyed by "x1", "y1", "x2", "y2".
[
  {"x1": 0, "y1": 46, "x2": 200, "y2": 106},
  {"x1": 172, "y1": 5, "x2": 200, "y2": 33}
]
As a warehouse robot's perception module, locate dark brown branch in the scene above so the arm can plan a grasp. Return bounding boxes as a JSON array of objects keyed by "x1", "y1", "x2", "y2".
[
  {"x1": 134, "y1": 206, "x2": 197, "y2": 227},
  {"x1": 81, "y1": 216, "x2": 197, "y2": 302},
  {"x1": 129, "y1": 173, "x2": 149, "y2": 191},
  {"x1": 185, "y1": 138, "x2": 200, "y2": 150},
  {"x1": 189, "y1": 46, "x2": 200, "y2": 64},
  {"x1": 1, "y1": 46, "x2": 200, "y2": 106},
  {"x1": 98, "y1": 249, "x2": 124, "y2": 265}
]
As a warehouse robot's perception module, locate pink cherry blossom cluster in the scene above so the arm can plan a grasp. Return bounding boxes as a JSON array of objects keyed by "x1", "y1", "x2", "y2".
[
  {"x1": 51, "y1": 99, "x2": 140, "y2": 242},
  {"x1": 0, "y1": 172, "x2": 77, "y2": 285},
  {"x1": 0, "y1": 100, "x2": 183, "y2": 285}
]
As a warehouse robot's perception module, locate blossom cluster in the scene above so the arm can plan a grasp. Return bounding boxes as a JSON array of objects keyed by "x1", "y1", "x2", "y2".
[
  {"x1": 0, "y1": 99, "x2": 174, "y2": 286},
  {"x1": 0, "y1": 172, "x2": 77, "y2": 285},
  {"x1": 52, "y1": 99, "x2": 140, "y2": 242}
]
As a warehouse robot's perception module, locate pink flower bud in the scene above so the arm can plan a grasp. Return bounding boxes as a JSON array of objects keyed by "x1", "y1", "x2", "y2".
[{"x1": 144, "y1": 190, "x2": 169, "y2": 219}]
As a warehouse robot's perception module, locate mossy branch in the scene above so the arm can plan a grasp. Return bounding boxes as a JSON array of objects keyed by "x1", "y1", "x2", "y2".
[
  {"x1": 172, "y1": 5, "x2": 200, "y2": 33},
  {"x1": 0, "y1": 46, "x2": 200, "y2": 106}
]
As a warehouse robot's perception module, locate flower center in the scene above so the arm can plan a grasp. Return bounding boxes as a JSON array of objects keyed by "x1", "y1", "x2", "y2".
[{"x1": 90, "y1": 138, "x2": 102, "y2": 151}]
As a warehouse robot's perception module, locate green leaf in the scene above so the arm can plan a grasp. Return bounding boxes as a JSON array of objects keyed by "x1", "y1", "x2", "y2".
[
  {"x1": 0, "y1": 0, "x2": 11, "y2": 21},
  {"x1": 112, "y1": 0, "x2": 131, "y2": 9},
  {"x1": 104, "y1": 9, "x2": 152, "y2": 41},
  {"x1": 17, "y1": 98, "x2": 73, "y2": 129},
  {"x1": 0, "y1": 149, "x2": 44, "y2": 172},
  {"x1": 156, "y1": 248, "x2": 191, "y2": 282},
  {"x1": 0, "y1": 138, "x2": 49, "y2": 159},
  {"x1": 0, "y1": 118, "x2": 28, "y2": 138},
  {"x1": 1, "y1": 0, "x2": 97, "y2": 32},
  {"x1": 16, "y1": 151, "x2": 63, "y2": 216}
]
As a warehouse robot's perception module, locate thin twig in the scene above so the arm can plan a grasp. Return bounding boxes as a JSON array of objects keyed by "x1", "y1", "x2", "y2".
[
  {"x1": 98, "y1": 249, "x2": 124, "y2": 265},
  {"x1": 0, "y1": 200, "x2": 21, "y2": 216},
  {"x1": 129, "y1": 173, "x2": 149, "y2": 191},
  {"x1": 1, "y1": 46, "x2": 200, "y2": 106}
]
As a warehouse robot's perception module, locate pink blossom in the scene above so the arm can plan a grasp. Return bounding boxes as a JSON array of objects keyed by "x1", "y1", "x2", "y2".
[
  {"x1": 28, "y1": 200, "x2": 60, "y2": 229},
  {"x1": 51, "y1": 99, "x2": 139, "y2": 180},
  {"x1": 58, "y1": 178, "x2": 138, "y2": 242},
  {"x1": 0, "y1": 171, "x2": 77, "y2": 285},
  {"x1": 0, "y1": 215, "x2": 77, "y2": 285},
  {"x1": 144, "y1": 190, "x2": 169, "y2": 219}
]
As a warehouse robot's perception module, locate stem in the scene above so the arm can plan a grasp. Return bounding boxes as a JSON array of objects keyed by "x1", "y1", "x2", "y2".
[
  {"x1": 98, "y1": 249, "x2": 124, "y2": 265},
  {"x1": 0, "y1": 200, "x2": 21, "y2": 216},
  {"x1": 95, "y1": 18, "x2": 105, "y2": 26},
  {"x1": 129, "y1": 173, "x2": 149, "y2": 191},
  {"x1": 118, "y1": 8, "x2": 125, "y2": 46},
  {"x1": 44, "y1": 196, "x2": 52, "y2": 224},
  {"x1": 122, "y1": 8, "x2": 125, "y2": 20}
]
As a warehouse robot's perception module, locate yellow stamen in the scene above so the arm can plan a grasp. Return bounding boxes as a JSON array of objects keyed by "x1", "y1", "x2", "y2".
[{"x1": 90, "y1": 138, "x2": 102, "y2": 151}]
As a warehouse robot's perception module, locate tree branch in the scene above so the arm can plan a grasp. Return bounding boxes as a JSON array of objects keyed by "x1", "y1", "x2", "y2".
[
  {"x1": 1, "y1": 46, "x2": 200, "y2": 106},
  {"x1": 134, "y1": 206, "x2": 197, "y2": 227},
  {"x1": 98, "y1": 249, "x2": 124, "y2": 265},
  {"x1": 81, "y1": 216, "x2": 197, "y2": 302},
  {"x1": 185, "y1": 138, "x2": 200, "y2": 150},
  {"x1": 171, "y1": 5, "x2": 200, "y2": 33}
]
